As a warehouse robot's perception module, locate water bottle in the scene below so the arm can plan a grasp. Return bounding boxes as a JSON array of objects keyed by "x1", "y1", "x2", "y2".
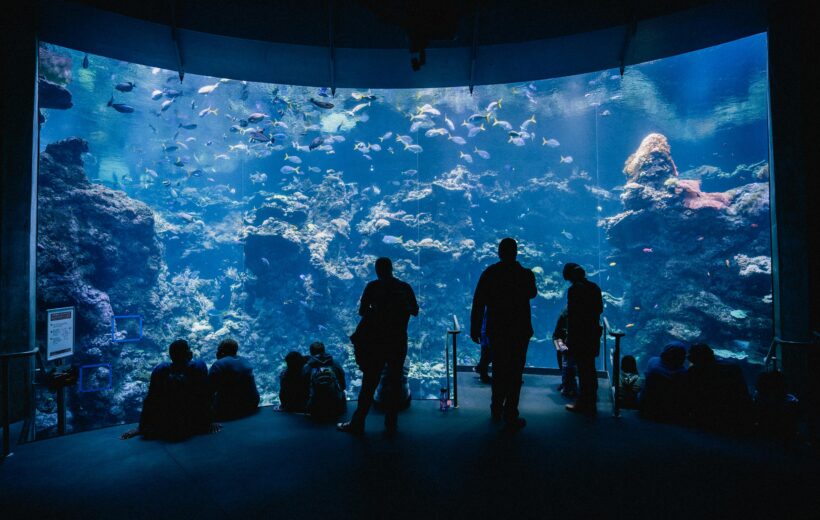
[{"x1": 439, "y1": 388, "x2": 450, "y2": 411}]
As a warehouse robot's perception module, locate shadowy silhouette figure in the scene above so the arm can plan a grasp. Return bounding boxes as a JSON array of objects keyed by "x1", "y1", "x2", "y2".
[
  {"x1": 209, "y1": 338, "x2": 260, "y2": 421},
  {"x1": 619, "y1": 355, "x2": 642, "y2": 409},
  {"x1": 473, "y1": 308, "x2": 493, "y2": 383},
  {"x1": 339, "y1": 257, "x2": 419, "y2": 435},
  {"x1": 552, "y1": 307, "x2": 577, "y2": 398},
  {"x1": 562, "y1": 263, "x2": 603, "y2": 414},
  {"x1": 470, "y1": 238, "x2": 537, "y2": 432},
  {"x1": 639, "y1": 341, "x2": 689, "y2": 422},
  {"x1": 303, "y1": 341, "x2": 347, "y2": 421},
  {"x1": 121, "y1": 339, "x2": 220, "y2": 440},
  {"x1": 278, "y1": 351, "x2": 308, "y2": 412},
  {"x1": 686, "y1": 343, "x2": 751, "y2": 432}
]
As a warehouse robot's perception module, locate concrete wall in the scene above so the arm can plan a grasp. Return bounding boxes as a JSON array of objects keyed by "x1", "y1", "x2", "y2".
[{"x1": 0, "y1": 3, "x2": 38, "y2": 424}]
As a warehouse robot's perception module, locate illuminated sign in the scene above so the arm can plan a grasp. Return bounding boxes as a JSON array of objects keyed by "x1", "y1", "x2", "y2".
[{"x1": 46, "y1": 306, "x2": 75, "y2": 361}]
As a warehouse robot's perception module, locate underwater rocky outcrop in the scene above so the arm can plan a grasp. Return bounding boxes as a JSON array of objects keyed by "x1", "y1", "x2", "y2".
[
  {"x1": 604, "y1": 133, "x2": 772, "y2": 366},
  {"x1": 36, "y1": 137, "x2": 162, "y2": 431}
]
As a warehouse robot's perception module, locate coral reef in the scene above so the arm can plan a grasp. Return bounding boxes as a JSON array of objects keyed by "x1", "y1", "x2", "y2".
[{"x1": 604, "y1": 134, "x2": 772, "y2": 367}]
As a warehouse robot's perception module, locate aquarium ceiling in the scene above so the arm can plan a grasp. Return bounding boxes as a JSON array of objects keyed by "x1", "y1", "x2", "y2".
[{"x1": 37, "y1": 0, "x2": 771, "y2": 88}]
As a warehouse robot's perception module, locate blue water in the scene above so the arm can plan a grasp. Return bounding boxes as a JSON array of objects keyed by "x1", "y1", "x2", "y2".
[{"x1": 35, "y1": 34, "x2": 772, "y2": 433}]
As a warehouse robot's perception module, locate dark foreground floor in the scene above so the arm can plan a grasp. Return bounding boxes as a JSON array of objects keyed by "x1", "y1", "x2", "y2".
[{"x1": 1, "y1": 374, "x2": 819, "y2": 519}]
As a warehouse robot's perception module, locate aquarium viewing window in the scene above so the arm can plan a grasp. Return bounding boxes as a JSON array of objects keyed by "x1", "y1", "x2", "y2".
[{"x1": 34, "y1": 33, "x2": 773, "y2": 435}]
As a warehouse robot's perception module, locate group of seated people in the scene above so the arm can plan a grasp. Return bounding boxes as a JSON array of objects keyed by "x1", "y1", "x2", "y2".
[
  {"x1": 277, "y1": 341, "x2": 347, "y2": 419},
  {"x1": 122, "y1": 338, "x2": 260, "y2": 440},
  {"x1": 615, "y1": 341, "x2": 798, "y2": 437}
]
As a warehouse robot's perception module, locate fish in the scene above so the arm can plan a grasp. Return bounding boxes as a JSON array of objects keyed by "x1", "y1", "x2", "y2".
[
  {"x1": 144, "y1": 168, "x2": 159, "y2": 178},
  {"x1": 249, "y1": 172, "x2": 268, "y2": 184},
  {"x1": 347, "y1": 102, "x2": 370, "y2": 115},
  {"x1": 467, "y1": 124, "x2": 485, "y2": 137},
  {"x1": 162, "y1": 144, "x2": 178, "y2": 152},
  {"x1": 247, "y1": 112, "x2": 268, "y2": 123},
  {"x1": 492, "y1": 118, "x2": 512, "y2": 131},
  {"x1": 378, "y1": 132, "x2": 393, "y2": 142},
  {"x1": 474, "y1": 147, "x2": 490, "y2": 159},
  {"x1": 509, "y1": 136, "x2": 526, "y2": 146},
  {"x1": 424, "y1": 128, "x2": 448, "y2": 138},
  {"x1": 369, "y1": 143, "x2": 382, "y2": 152},
  {"x1": 402, "y1": 169, "x2": 417, "y2": 176},
  {"x1": 395, "y1": 135, "x2": 413, "y2": 145},
  {"x1": 261, "y1": 257, "x2": 271, "y2": 267},
  {"x1": 409, "y1": 120, "x2": 434, "y2": 133},
  {"x1": 560, "y1": 155, "x2": 573, "y2": 164},
  {"x1": 164, "y1": 89, "x2": 182, "y2": 98},
  {"x1": 418, "y1": 103, "x2": 441, "y2": 116},
  {"x1": 162, "y1": 180, "x2": 172, "y2": 186},
  {"x1": 459, "y1": 151, "x2": 473, "y2": 163},
  {"x1": 625, "y1": 323, "x2": 635, "y2": 328},
  {"x1": 151, "y1": 89, "x2": 164, "y2": 100},
  {"x1": 82, "y1": 54, "x2": 89, "y2": 69},
  {"x1": 609, "y1": 262, "x2": 617, "y2": 267},
  {"x1": 284, "y1": 154, "x2": 302, "y2": 164},
  {"x1": 178, "y1": 123, "x2": 198, "y2": 130},
  {"x1": 634, "y1": 307, "x2": 641, "y2": 311},
  {"x1": 448, "y1": 135, "x2": 466, "y2": 145},
  {"x1": 520, "y1": 114, "x2": 536, "y2": 129},
  {"x1": 642, "y1": 248, "x2": 653, "y2": 253},
  {"x1": 197, "y1": 82, "x2": 220, "y2": 94},
  {"x1": 198, "y1": 106, "x2": 219, "y2": 117},
  {"x1": 248, "y1": 131, "x2": 271, "y2": 143},
  {"x1": 280, "y1": 165, "x2": 301, "y2": 174},
  {"x1": 485, "y1": 99, "x2": 502, "y2": 112},
  {"x1": 309, "y1": 97, "x2": 334, "y2": 109},
  {"x1": 107, "y1": 96, "x2": 134, "y2": 113},
  {"x1": 444, "y1": 115, "x2": 455, "y2": 132},
  {"x1": 467, "y1": 113, "x2": 490, "y2": 122},
  {"x1": 404, "y1": 144, "x2": 423, "y2": 154},
  {"x1": 115, "y1": 82, "x2": 135, "y2": 92},
  {"x1": 542, "y1": 138, "x2": 560, "y2": 147},
  {"x1": 600, "y1": 109, "x2": 611, "y2": 116},
  {"x1": 725, "y1": 259, "x2": 731, "y2": 268},
  {"x1": 308, "y1": 166, "x2": 321, "y2": 173},
  {"x1": 382, "y1": 235, "x2": 403, "y2": 245},
  {"x1": 161, "y1": 99, "x2": 174, "y2": 112},
  {"x1": 308, "y1": 136, "x2": 324, "y2": 150},
  {"x1": 351, "y1": 91, "x2": 376, "y2": 101},
  {"x1": 561, "y1": 230, "x2": 574, "y2": 240},
  {"x1": 229, "y1": 143, "x2": 249, "y2": 152}
]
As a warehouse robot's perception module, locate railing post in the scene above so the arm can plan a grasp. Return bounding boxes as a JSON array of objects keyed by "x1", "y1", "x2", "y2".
[
  {"x1": 610, "y1": 331, "x2": 624, "y2": 418},
  {"x1": 452, "y1": 330, "x2": 459, "y2": 408},
  {"x1": 1, "y1": 357, "x2": 9, "y2": 458}
]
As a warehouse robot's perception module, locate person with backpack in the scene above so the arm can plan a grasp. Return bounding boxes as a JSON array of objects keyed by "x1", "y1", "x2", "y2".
[
  {"x1": 302, "y1": 341, "x2": 347, "y2": 420},
  {"x1": 338, "y1": 257, "x2": 419, "y2": 435},
  {"x1": 121, "y1": 339, "x2": 220, "y2": 440}
]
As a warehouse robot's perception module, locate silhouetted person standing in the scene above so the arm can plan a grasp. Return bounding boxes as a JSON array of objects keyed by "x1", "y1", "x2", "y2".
[
  {"x1": 209, "y1": 338, "x2": 260, "y2": 421},
  {"x1": 562, "y1": 263, "x2": 603, "y2": 414},
  {"x1": 470, "y1": 238, "x2": 537, "y2": 432},
  {"x1": 338, "y1": 257, "x2": 419, "y2": 435}
]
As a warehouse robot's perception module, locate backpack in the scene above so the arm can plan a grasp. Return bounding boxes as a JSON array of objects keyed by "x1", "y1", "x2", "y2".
[{"x1": 307, "y1": 365, "x2": 344, "y2": 420}]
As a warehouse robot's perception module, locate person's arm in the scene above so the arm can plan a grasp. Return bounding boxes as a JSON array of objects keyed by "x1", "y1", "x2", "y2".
[
  {"x1": 526, "y1": 269, "x2": 537, "y2": 299},
  {"x1": 359, "y1": 282, "x2": 373, "y2": 317},
  {"x1": 470, "y1": 271, "x2": 489, "y2": 343},
  {"x1": 407, "y1": 284, "x2": 419, "y2": 317}
]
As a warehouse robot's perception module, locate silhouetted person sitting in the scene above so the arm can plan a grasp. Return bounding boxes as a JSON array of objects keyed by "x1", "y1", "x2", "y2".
[
  {"x1": 339, "y1": 257, "x2": 419, "y2": 435},
  {"x1": 753, "y1": 369, "x2": 799, "y2": 440},
  {"x1": 473, "y1": 308, "x2": 493, "y2": 384},
  {"x1": 686, "y1": 343, "x2": 750, "y2": 431},
  {"x1": 209, "y1": 338, "x2": 260, "y2": 421},
  {"x1": 278, "y1": 351, "x2": 308, "y2": 412},
  {"x1": 121, "y1": 339, "x2": 219, "y2": 440},
  {"x1": 303, "y1": 341, "x2": 347, "y2": 420},
  {"x1": 639, "y1": 341, "x2": 688, "y2": 422},
  {"x1": 619, "y1": 355, "x2": 642, "y2": 409},
  {"x1": 470, "y1": 238, "x2": 537, "y2": 432},
  {"x1": 562, "y1": 263, "x2": 603, "y2": 414},
  {"x1": 553, "y1": 307, "x2": 577, "y2": 398}
]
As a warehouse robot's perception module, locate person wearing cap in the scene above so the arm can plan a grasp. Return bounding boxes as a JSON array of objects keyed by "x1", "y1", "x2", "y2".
[
  {"x1": 122, "y1": 339, "x2": 220, "y2": 440},
  {"x1": 470, "y1": 238, "x2": 537, "y2": 432},
  {"x1": 562, "y1": 263, "x2": 604, "y2": 414}
]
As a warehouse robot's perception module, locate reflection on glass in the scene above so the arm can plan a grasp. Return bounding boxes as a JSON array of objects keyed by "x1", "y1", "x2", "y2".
[{"x1": 35, "y1": 34, "x2": 772, "y2": 434}]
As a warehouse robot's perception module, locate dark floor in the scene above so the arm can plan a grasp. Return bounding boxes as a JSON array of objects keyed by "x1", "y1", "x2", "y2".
[{"x1": 1, "y1": 374, "x2": 819, "y2": 519}]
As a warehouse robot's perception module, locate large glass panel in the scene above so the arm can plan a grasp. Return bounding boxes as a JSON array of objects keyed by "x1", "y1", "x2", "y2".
[{"x1": 34, "y1": 33, "x2": 771, "y2": 435}]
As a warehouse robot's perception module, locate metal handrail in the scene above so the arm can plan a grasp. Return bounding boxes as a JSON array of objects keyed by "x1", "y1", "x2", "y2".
[
  {"x1": 1, "y1": 348, "x2": 38, "y2": 459},
  {"x1": 601, "y1": 317, "x2": 625, "y2": 417},
  {"x1": 765, "y1": 336, "x2": 818, "y2": 372}
]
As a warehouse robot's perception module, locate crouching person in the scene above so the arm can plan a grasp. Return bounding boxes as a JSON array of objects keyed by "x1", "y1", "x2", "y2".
[
  {"x1": 209, "y1": 338, "x2": 261, "y2": 421},
  {"x1": 303, "y1": 341, "x2": 347, "y2": 421},
  {"x1": 122, "y1": 339, "x2": 220, "y2": 440}
]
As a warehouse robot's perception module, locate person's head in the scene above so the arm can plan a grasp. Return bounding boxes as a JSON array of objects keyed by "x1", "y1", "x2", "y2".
[
  {"x1": 169, "y1": 339, "x2": 192, "y2": 365},
  {"x1": 498, "y1": 238, "x2": 517, "y2": 262},
  {"x1": 660, "y1": 340, "x2": 688, "y2": 370},
  {"x1": 216, "y1": 338, "x2": 239, "y2": 359},
  {"x1": 562, "y1": 263, "x2": 586, "y2": 283},
  {"x1": 309, "y1": 341, "x2": 326, "y2": 356},
  {"x1": 688, "y1": 343, "x2": 715, "y2": 367},
  {"x1": 375, "y1": 257, "x2": 393, "y2": 280},
  {"x1": 284, "y1": 351, "x2": 305, "y2": 370},
  {"x1": 621, "y1": 355, "x2": 638, "y2": 374}
]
